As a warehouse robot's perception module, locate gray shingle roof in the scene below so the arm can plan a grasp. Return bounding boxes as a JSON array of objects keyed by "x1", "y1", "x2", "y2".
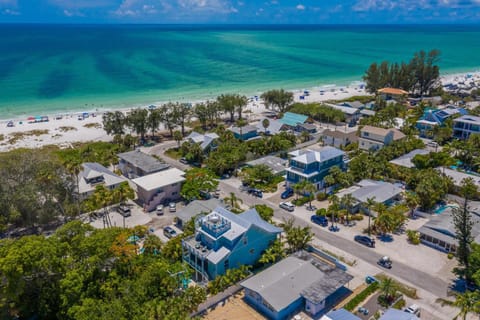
[
  {"x1": 418, "y1": 208, "x2": 480, "y2": 245},
  {"x1": 118, "y1": 150, "x2": 169, "y2": 173},
  {"x1": 241, "y1": 252, "x2": 352, "y2": 312},
  {"x1": 176, "y1": 199, "x2": 224, "y2": 223},
  {"x1": 350, "y1": 180, "x2": 402, "y2": 203},
  {"x1": 245, "y1": 156, "x2": 287, "y2": 175},
  {"x1": 389, "y1": 149, "x2": 430, "y2": 168}
]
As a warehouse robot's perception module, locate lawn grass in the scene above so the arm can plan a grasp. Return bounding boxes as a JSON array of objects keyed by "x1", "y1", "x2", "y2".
[
  {"x1": 376, "y1": 273, "x2": 418, "y2": 299},
  {"x1": 165, "y1": 148, "x2": 182, "y2": 159}
]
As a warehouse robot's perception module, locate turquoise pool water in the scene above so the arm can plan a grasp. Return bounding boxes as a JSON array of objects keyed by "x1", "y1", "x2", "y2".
[{"x1": 434, "y1": 205, "x2": 458, "y2": 214}]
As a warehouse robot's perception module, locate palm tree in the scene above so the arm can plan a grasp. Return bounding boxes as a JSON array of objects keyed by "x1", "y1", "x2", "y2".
[
  {"x1": 363, "y1": 197, "x2": 377, "y2": 236},
  {"x1": 224, "y1": 192, "x2": 243, "y2": 210},
  {"x1": 173, "y1": 130, "x2": 183, "y2": 148},
  {"x1": 147, "y1": 108, "x2": 161, "y2": 139},
  {"x1": 323, "y1": 174, "x2": 335, "y2": 194},
  {"x1": 404, "y1": 191, "x2": 419, "y2": 218},
  {"x1": 262, "y1": 118, "x2": 270, "y2": 134},
  {"x1": 300, "y1": 130, "x2": 310, "y2": 143},
  {"x1": 436, "y1": 291, "x2": 480, "y2": 320},
  {"x1": 303, "y1": 181, "x2": 317, "y2": 210},
  {"x1": 293, "y1": 180, "x2": 308, "y2": 200},
  {"x1": 61, "y1": 151, "x2": 83, "y2": 215},
  {"x1": 340, "y1": 193, "x2": 356, "y2": 224},
  {"x1": 328, "y1": 194, "x2": 340, "y2": 227},
  {"x1": 379, "y1": 277, "x2": 397, "y2": 305},
  {"x1": 112, "y1": 182, "x2": 135, "y2": 228}
]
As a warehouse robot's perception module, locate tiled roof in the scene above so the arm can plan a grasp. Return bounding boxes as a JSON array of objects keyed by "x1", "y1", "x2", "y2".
[{"x1": 378, "y1": 87, "x2": 408, "y2": 95}]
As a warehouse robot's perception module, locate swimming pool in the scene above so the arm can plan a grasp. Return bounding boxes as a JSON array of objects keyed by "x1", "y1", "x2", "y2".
[{"x1": 434, "y1": 204, "x2": 459, "y2": 214}]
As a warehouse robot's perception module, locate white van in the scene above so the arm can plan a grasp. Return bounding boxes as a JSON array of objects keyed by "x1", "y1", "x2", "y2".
[{"x1": 404, "y1": 304, "x2": 420, "y2": 316}]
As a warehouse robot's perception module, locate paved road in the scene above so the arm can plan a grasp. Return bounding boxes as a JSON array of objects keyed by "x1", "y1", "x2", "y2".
[{"x1": 219, "y1": 180, "x2": 450, "y2": 298}]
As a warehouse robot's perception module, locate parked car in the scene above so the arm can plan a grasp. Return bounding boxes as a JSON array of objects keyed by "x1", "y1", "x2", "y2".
[
  {"x1": 354, "y1": 235, "x2": 375, "y2": 248},
  {"x1": 213, "y1": 189, "x2": 220, "y2": 198},
  {"x1": 311, "y1": 215, "x2": 328, "y2": 227},
  {"x1": 156, "y1": 205, "x2": 164, "y2": 215},
  {"x1": 117, "y1": 205, "x2": 131, "y2": 217},
  {"x1": 281, "y1": 188, "x2": 294, "y2": 199},
  {"x1": 163, "y1": 226, "x2": 177, "y2": 239},
  {"x1": 377, "y1": 256, "x2": 392, "y2": 269},
  {"x1": 279, "y1": 202, "x2": 295, "y2": 212},
  {"x1": 357, "y1": 307, "x2": 369, "y2": 315},
  {"x1": 248, "y1": 188, "x2": 263, "y2": 198},
  {"x1": 179, "y1": 157, "x2": 188, "y2": 164},
  {"x1": 169, "y1": 202, "x2": 176, "y2": 213},
  {"x1": 404, "y1": 304, "x2": 421, "y2": 316}
]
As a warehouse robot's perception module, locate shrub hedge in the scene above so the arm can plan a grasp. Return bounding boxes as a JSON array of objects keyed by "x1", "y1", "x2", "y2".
[{"x1": 344, "y1": 282, "x2": 379, "y2": 311}]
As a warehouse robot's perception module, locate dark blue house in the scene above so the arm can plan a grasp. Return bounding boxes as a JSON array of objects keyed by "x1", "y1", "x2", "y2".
[{"x1": 416, "y1": 106, "x2": 467, "y2": 137}]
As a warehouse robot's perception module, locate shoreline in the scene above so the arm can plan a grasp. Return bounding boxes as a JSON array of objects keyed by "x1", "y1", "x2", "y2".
[
  {"x1": 1, "y1": 67, "x2": 479, "y2": 123},
  {"x1": 0, "y1": 69, "x2": 479, "y2": 153}
]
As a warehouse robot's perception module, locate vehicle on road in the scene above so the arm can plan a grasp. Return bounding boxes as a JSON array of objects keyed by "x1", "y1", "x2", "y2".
[
  {"x1": 163, "y1": 226, "x2": 177, "y2": 239},
  {"x1": 311, "y1": 215, "x2": 328, "y2": 227},
  {"x1": 248, "y1": 188, "x2": 263, "y2": 198},
  {"x1": 365, "y1": 276, "x2": 378, "y2": 284},
  {"x1": 329, "y1": 225, "x2": 340, "y2": 232},
  {"x1": 279, "y1": 202, "x2": 295, "y2": 212},
  {"x1": 306, "y1": 204, "x2": 317, "y2": 211},
  {"x1": 213, "y1": 189, "x2": 220, "y2": 198},
  {"x1": 354, "y1": 235, "x2": 375, "y2": 248},
  {"x1": 281, "y1": 188, "x2": 294, "y2": 199},
  {"x1": 117, "y1": 205, "x2": 131, "y2": 217},
  {"x1": 156, "y1": 205, "x2": 164, "y2": 215},
  {"x1": 357, "y1": 307, "x2": 369, "y2": 315},
  {"x1": 169, "y1": 202, "x2": 176, "y2": 212},
  {"x1": 377, "y1": 256, "x2": 392, "y2": 269},
  {"x1": 404, "y1": 304, "x2": 420, "y2": 316}
]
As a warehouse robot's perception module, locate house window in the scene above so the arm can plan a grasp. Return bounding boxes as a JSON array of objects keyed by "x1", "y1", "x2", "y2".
[
  {"x1": 224, "y1": 259, "x2": 229, "y2": 269},
  {"x1": 363, "y1": 132, "x2": 369, "y2": 137},
  {"x1": 172, "y1": 192, "x2": 177, "y2": 196},
  {"x1": 249, "y1": 248, "x2": 255, "y2": 254},
  {"x1": 243, "y1": 236, "x2": 248, "y2": 245}
]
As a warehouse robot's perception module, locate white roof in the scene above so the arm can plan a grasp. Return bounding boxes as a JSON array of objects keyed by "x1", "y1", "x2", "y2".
[
  {"x1": 132, "y1": 168, "x2": 185, "y2": 191},
  {"x1": 439, "y1": 167, "x2": 480, "y2": 187},
  {"x1": 207, "y1": 247, "x2": 231, "y2": 264}
]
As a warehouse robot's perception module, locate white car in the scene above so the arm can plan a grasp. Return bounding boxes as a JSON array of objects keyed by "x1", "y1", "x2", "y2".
[
  {"x1": 279, "y1": 202, "x2": 294, "y2": 212},
  {"x1": 169, "y1": 202, "x2": 176, "y2": 212},
  {"x1": 156, "y1": 205, "x2": 164, "y2": 215},
  {"x1": 404, "y1": 304, "x2": 420, "y2": 316}
]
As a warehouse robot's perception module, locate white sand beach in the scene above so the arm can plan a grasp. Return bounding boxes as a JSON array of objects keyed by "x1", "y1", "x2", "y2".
[{"x1": 1, "y1": 71, "x2": 478, "y2": 152}]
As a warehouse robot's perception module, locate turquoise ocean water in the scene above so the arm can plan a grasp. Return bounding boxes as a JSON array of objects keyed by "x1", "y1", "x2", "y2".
[{"x1": 1, "y1": 24, "x2": 480, "y2": 118}]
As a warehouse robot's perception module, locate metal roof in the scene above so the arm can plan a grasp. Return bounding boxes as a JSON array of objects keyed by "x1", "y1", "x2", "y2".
[
  {"x1": 322, "y1": 309, "x2": 361, "y2": 320},
  {"x1": 131, "y1": 168, "x2": 185, "y2": 191},
  {"x1": 379, "y1": 308, "x2": 418, "y2": 320},
  {"x1": 256, "y1": 118, "x2": 285, "y2": 135},
  {"x1": 279, "y1": 112, "x2": 308, "y2": 127},
  {"x1": 339, "y1": 179, "x2": 402, "y2": 204},
  {"x1": 327, "y1": 104, "x2": 360, "y2": 115},
  {"x1": 439, "y1": 168, "x2": 480, "y2": 187},
  {"x1": 389, "y1": 149, "x2": 430, "y2": 168},
  {"x1": 241, "y1": 252, "x2": 352, "y2": 312},
  {"x1": 78, "y1": 162, "x2": 126, "y2": 194},
  {"x1": 292, "y1": 146, "x2": 345, "y2": 164},
  {"x1": 454, "y1": 114, "x2": 480, "y2": 125},
  {"x1": 117, "y1": 150, "x2": 169, "y2": 174}
]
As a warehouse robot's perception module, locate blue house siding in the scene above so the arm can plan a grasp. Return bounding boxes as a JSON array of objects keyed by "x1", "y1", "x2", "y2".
[
  {"x1": 244, "y1": 289, "x2": 304, "y2": 320},
  {"x1": 287, "y1": 152, "x2": 345, "y2": 190}
]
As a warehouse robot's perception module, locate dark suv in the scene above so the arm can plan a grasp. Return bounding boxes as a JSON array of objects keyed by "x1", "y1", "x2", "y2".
[
  {"x1": 281, "y1": 188, "x2": 294, "y2": 199},
  {"x1": 311, "y1": 215, "x2": 328, "y2": 227},
  {"x1": 354, "y1": 235, "x2": 375, "y2": 248},
  {"x1": 163, "y1": 226, "x2": 177, "y2": 239}
]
